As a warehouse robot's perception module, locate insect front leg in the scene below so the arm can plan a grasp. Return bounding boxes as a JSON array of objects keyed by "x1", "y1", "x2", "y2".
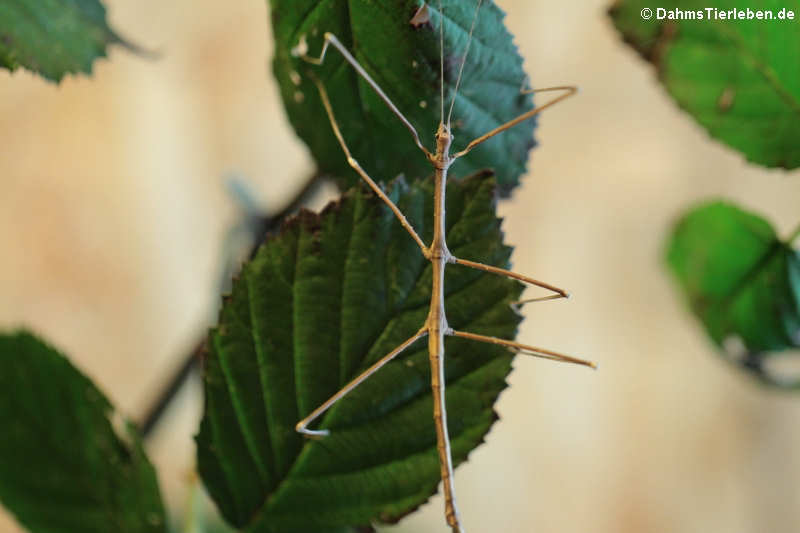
[
  {"x1": 303, "y1": 71, "x2": 430, "y2": 256},
  {"x1": 292, "y1": 32, "x2": 432, "y2": 159}
]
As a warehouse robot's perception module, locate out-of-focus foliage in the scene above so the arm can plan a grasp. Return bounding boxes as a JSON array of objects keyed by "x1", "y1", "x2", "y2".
[
  {"x1": 0, "y1": 0, "x2": 134, "y2": 81},
  {"x1": 611, "y1": 0, "x2": 800, "y2": 169},
  {"x1": 0, "y1": 331, "x2": 167, "y2": 532},
  {"x1": 666, "y1": 202, "x2": 800, "y2": 386}
]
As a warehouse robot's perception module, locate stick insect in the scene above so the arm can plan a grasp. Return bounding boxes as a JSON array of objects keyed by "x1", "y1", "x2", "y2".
[{"x1": 290, "y1": 1, "x2": 595, "y2": 531}]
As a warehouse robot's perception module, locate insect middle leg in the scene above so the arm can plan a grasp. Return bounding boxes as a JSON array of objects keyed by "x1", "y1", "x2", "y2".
[
  {"x1": 295, "y1": 30, "x2": 443, "y2": 260},
  {"x1": 452, "y1": 85, "x2": 578, "y2": 159},
  {"x1": 445, "y1": 85, "x2": 579, "y2": 298}
]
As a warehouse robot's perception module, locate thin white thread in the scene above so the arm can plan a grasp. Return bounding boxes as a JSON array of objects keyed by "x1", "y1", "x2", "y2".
[
  {"x1": 439, "y1": 0, "x2": 445, "y2": 125},
  {"x1": 447, "y1": 0, "x2": 484, "y2": 126}
]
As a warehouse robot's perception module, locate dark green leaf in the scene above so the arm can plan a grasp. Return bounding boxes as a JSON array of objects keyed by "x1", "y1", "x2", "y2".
[
  {"x1": 665, "y1": 201, "x2": 800, "y2": 386},
  {"x1": 0, "y1": 0, "x2": 134, "y2": 82},
  {"x1": 270, "y1": 0, "x2": 536, "y2": 192},
  {"x1": 0, "y1": 331, "x2": 167, "y2": 533},
  {"x1": 197, "y1": 171, "x2": 523, "y2": 531},
  {"x1": 610, "y1": 0, "x2": 800, "y2": 169}
]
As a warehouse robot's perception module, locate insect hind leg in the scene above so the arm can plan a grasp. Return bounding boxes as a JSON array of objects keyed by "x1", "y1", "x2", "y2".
[
  {"x1": 449, "y1": 329, "x2": 596, "y2": 369},
  {"x1": 296, "y1": 328, "x2": 428, "y2": 438}
]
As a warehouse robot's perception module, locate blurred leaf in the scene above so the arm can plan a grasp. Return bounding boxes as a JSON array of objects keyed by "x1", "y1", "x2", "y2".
[
  {"x1": 0, "y1": 331, "x2": 167, "y2": 532},
  {"x1": 269, "y1": 0, "x2": 536, "y2": 193},
  {"x1": 665, "y1": 202, "x2": 800, "y2": 385},
  {"x1": 610, "y1": 0, "x2": 800, "y2": 169},
  {"x1": 0, "y1": 0, "x2": 134, "y2": 82},
  {"x1": 197, "y1": 171, "x2": 523, "y2": 531}
]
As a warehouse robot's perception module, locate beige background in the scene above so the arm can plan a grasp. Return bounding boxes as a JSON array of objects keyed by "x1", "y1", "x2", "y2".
[{"x1": 2, "y1": 1, "x2": 800, "y2": 532}]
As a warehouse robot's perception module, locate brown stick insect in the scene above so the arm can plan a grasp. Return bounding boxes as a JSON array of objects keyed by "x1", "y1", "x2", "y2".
[{"x1": 290, "y1": 1, "x2": 595, "y2": 531}]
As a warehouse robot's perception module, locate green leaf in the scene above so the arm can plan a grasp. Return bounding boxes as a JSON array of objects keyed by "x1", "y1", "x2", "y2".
[
  {"x1": 0, "y1": 331, "x2": 167, "y2": 533},
  {"x1": 197, "y1": 171, "x2": 523, "y2": 531},
  {"x1": 270, "y1": 0, "x2": 536, "y2": 193},
  {"x1": 610, "y1": 0, "x2": 800, "y2": 169},
  {"x1": 665, "y1": 202, "x2": 800, "y2": 385},
  {"x1": 0, "y1": 0, "x2": 134, "y2": 82}
]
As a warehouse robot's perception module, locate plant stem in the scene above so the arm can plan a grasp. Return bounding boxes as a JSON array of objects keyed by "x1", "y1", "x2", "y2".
[
  {"x1": 138, "y1": 173, "x2": 328, "y2": 438},
  {"x1": 788, "y1": 221, "x2": 800, "y2": 245}
]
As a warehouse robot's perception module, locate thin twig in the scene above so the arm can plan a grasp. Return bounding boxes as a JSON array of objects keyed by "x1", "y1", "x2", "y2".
[
  {"x1": 249, "y1": 172, "x2": 330, "y2": 259},
  {"x1": 138, "y1": 172, "x2": 328, "y2": 438},
  {"x1": 138, "y1": 342, "x2": 205, "y2": 437}
]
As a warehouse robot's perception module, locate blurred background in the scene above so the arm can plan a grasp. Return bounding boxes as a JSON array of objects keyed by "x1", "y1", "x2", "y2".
[{"x1": 2, "y1": 0, "x2": 800, "y2": 532}]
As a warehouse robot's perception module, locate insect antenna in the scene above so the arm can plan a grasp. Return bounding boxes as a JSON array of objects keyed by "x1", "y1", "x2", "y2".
[
  {"x1": 446, "y1": 0, "x2": 484, "y2": 128},
  {"x1": 438, "y1": 0, "x2": 445, "y2": 125}
]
